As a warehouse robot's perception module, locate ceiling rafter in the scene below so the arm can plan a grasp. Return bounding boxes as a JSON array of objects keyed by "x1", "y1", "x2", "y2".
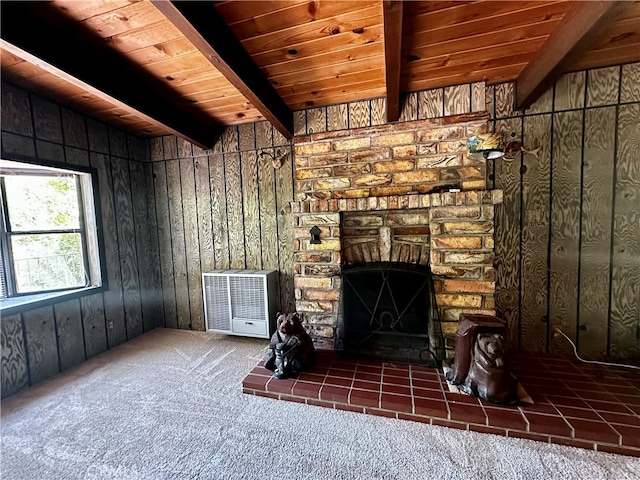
[
  {"x1": 515, "y1": 0, "x2": 627, "y2": 110},
  {"x1": 0, "y1": 1, "x2": 220, "y2": 149},
  {"x1": 382, "y1": 0, "x2": 404, "y2": 123},
  {"x1": 151, "y1": 0, "x2": 294, "y2": 139}
]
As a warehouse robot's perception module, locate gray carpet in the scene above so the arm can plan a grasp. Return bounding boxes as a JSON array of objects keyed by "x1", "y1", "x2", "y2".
[{"x1": 1, "y1": 328, "x2": 639, "y2": 480}]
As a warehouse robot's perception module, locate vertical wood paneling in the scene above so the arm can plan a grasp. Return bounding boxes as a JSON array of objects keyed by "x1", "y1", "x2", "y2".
[
  {"x1": 31, "y1": 95, "x2": 62, "y2": 143},
  {"x1": 444, "y1": 84, "x2": 471, "y2": 116},
  {"x1": 90, "y1": 152, "x2": 127, "y2": 347},
  {"x1": 485, "y1": 85, "x2": 495, "y2": 119},
  {"x1": 166, "y1": 159, "x2": 191, "y2": 329},
  {"x1": 370, "y1": 98, "x2": 386, "y2": 126},
  {"x1": 210, "y1": 154, "x2": 230, "y2": 270},
  {"x1": 549, "y1": 110, "x2": 583, "y2": 353},
  {"x1": 495, "y1": 83, "x2": 516, "y2": 118},
  {"x1": 238, "y1": 124, "x2": 260, "y2": 270},
  {"x1": 471, "y1": 82, "x2": 485, "y2": 112},
  {"x1": 276, "y1": 145, "x2": 295, "y2": 312},
  {"x1": 609, "y1": 103, "x2": 640, "y2": 357},
  {"x1": 23, "y1": 306, "x2": 59, "y2": 385},
  {"x1": 153, "y1": 161, "x2": 178, "y2": 328},
  {"x1": 399, "y1": 92, "x2": 419, "y2": 122},
  {"x1": 36, "y1": 140, "x2": 65, "y2": 163},
  {"x1": 419, "y1": 88, "x2": 444, "y2": 119},
  {"x1": 111, "y1": 156, "x2": 143, "y2": 339},
  {"x1": 127, "y1": 135, "x2": 148, "y2": 162},
  {"x1": 87, "y1": 119, "x2": 109, "y2": 154},
  {"x1": 554, "y1": 71, "x2": 585, "y2": 111},
  {"x1": 195, "y1": 156, "x2": 215, "y2": 274},
  {"x1": 129, "y1": 161, "x2": 157, "y2": 333},
  {"x1": 273, "y1": 127, "x2": 288, "y2": 149},
  {"x1": 150, "y1": 137, "x2": 164, "y2": 161},
  {"x1": 177, "y1": 137, "x2": 193, "y2": 159},
  {"x1": 306, "y1": 108, "x2": 327, "y2": 134},
  {"x1": 525, "y1": 87, "x2": 553, "y2": 115},
  {"x1": 1, "y1": 314, "x2": 29, "y2": 398},
  {"x1": 163, "y1": 136, "x2": 178, "y2": 160},
  {"x1": 258, "y1": 148, "x2": 279, "y2": 271},
  {"x1": 579, "y1": 107, "x2": 615, "y2": 355},
  {"x1": 224, "y1": 126, "x2": 240, "y2": 153},
  {"x1": 80, "y1": 294, "x2": 108, "y2": 359},
  {"x1": 520, "y1": 114, "x2": 552, "y2": 352},
  {"x1": 238, "y1": 123, "x2": 255, "y2": 152},
  {"x1": 587, "y1": 66, "x2": 620, "y2": 107},
  {"x1": 327, "y1": 104, "x2": 348, "y2": 131},
  {"x1": 142, "y1": 161, "x2": 164, "y2": 328},
  {"x1": 494, "y1": 117, "x2": 523, "y2": 349},
  {"x1": 62, "y1": 108, "x2": 89, "y2": 149},
  {"x1": 54, "y1": 299, "x2": 85, "y2": 370},
  {"x1": 349, "y1": 100, "x2": 370, "y2": 128},
  {"x1": 620, "y1": 62, "x2": 640, "y2": 103},
  {"x1": 242, "y1": 151, "x2": 262, "y2": 269},
  {"x1": 293, "y1": 111, "x2": 307, "y2": 136},
  {"x1": 180, "y1": 158, "x2": 204, "y2": 331},
  {"x1": 255, "y1": 122, "x2": 273, "y2": 150},
  {"x1": 1, "y1": 81, "x2": 33, "y2": 136},
  {"x1": 225, "y1": 152, "x2": 246, "y2": 269},
  {"x1": 108, "y1": 127, "x2": 127, "y2": 159}
]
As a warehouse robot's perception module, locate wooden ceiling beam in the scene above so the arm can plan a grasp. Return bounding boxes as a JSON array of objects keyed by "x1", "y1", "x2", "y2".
[
  {"x1": 383, "y1": 0, "x2": 404, "y2": 123},
  {"x1": 152, "y1": 0, "x2": 294, "y2": 139},
  {"x1": 0, "y1": 2, "x2": 220, "y2": 149},
  {"x1": 515, "y1": 0, "x2": 626, "y2": 110}
]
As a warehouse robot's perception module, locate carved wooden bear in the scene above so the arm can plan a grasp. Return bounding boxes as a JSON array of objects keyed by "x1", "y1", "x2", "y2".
[
  {"x1": 264, "y1": 312, "x2": 315, "y2": 378},
  {"x1": 459, "y1": 333, "x2": 519, "y2": 405}
]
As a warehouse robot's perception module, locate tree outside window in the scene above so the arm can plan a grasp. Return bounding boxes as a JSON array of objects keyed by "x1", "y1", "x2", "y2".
[{"x1": 1, "y1": 159, "x2": 102, "y2": 299}]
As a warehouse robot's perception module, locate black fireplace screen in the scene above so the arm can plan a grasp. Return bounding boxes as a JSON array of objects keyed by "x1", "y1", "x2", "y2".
[{"x1": 336, "y1": 262, "x2": 445, "y2": 366}]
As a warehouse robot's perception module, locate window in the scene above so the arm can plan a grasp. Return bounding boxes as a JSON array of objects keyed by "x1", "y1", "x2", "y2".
[{"x1": 0, "y1": 158, "x2": 103, "y2": 303}]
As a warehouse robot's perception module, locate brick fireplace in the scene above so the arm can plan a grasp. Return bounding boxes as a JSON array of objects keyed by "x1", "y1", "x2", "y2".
[{"x1": 290, "y1": 112, "x2": 502, "y2": 357}]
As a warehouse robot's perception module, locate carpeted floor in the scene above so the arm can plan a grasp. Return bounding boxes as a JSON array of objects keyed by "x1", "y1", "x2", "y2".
[{"x1": 1, "y1": 328, "x2": 639, "y2": 480}]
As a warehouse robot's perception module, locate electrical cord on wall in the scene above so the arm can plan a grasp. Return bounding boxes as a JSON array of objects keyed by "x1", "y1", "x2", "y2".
[{"x1": 554, "y1": 327, "x2": 640, "y2": 371}]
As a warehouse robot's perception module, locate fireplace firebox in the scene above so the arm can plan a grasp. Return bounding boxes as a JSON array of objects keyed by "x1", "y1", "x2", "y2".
[{"x1": 336, "y1": 262, "x2": 445, "y2": 366}]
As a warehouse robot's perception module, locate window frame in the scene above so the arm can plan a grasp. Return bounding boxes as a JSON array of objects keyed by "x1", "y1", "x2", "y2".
[{"x1": 0, "y1": 154, "x2": 108, "y2": 314}]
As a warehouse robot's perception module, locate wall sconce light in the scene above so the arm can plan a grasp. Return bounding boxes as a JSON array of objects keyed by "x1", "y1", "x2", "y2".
[
  {"x1": 466, "y1": 133, "x2": 505, "y2": 160},
  {"x1": 310, "y1": 226, "x2": 321, "y2": 244},
  {"x1": 258, "y1": 148, "x2": 288, "y2": 169}
]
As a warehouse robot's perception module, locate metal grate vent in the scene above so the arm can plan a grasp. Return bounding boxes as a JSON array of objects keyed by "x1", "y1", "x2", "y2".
[
  {"x1": 203, "y1": 274, "x2": 230, "y2": 331},
  {"x1": 230, "y1": 275, "x2": 265, "y2": 321}
]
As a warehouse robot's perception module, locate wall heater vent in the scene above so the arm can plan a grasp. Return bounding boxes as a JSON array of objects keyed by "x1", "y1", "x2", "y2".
[{"x1": 202, "y1": 270, "x2": 278, "y2": 339}]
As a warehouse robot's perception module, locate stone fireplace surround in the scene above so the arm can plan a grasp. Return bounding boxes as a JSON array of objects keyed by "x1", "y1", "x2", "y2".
[{"x1": 290, "y1": 112, "x2": 502, "y2": 355}]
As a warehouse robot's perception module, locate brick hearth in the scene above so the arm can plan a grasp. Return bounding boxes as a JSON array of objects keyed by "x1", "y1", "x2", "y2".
[{"x1": 242, "y1": 352, "x2": 640, "y2": 457}]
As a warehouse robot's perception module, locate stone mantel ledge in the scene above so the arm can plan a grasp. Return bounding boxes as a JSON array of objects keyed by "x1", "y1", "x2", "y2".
[{"x1": 290, "y1": 189, "x2": 503, "y2": 214}]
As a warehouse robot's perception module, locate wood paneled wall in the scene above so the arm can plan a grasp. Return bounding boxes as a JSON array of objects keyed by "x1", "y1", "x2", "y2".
[
  {"x1": 487, "y1": 63, "x2": 640, "y2": 359},
  {"x1": 1, "y1": 81, "x2": 162, "y2": 398},
  {"x1": 2, "y1": 62, "x2": 638, "y2": 398},
  {"x1": 148, "y1": 122, "x2": 296, "y2": 332}
]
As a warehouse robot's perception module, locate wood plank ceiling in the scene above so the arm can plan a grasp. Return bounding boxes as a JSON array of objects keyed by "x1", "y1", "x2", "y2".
[{"x1": 1, "y1": 0, "x2": 639, "y2": 148}]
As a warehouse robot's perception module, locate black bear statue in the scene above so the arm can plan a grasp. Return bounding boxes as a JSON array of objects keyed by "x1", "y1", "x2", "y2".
[{"x1": 264, "y1": 312, "x2": 315, "y2": 379}]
